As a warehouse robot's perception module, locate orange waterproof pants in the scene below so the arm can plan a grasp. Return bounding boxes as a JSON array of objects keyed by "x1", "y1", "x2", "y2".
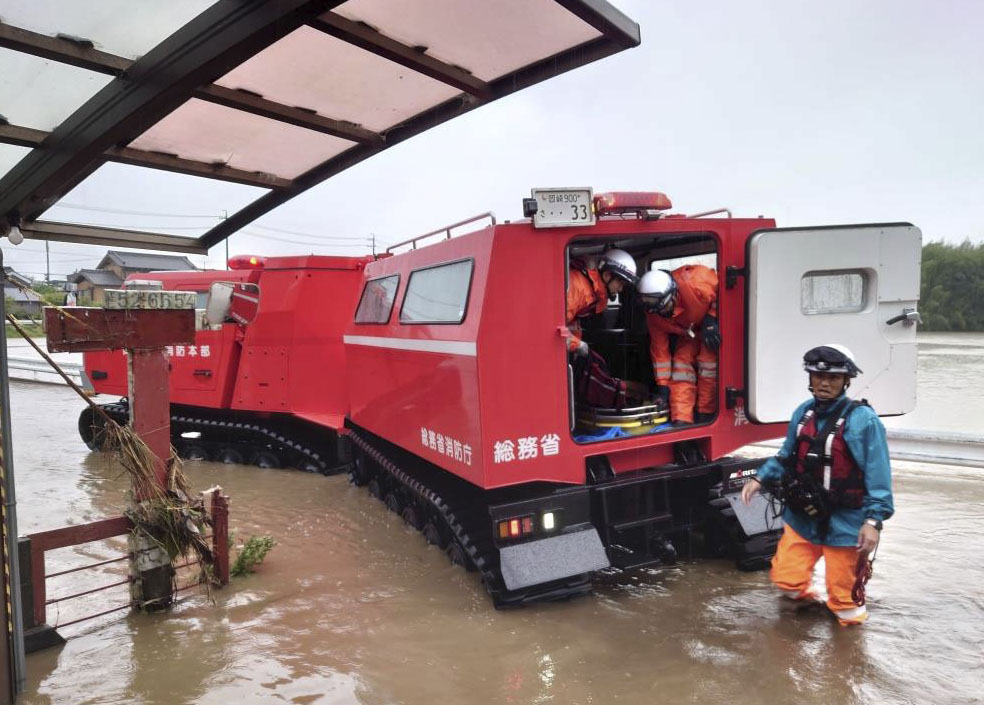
[
  {"x1": 669, "y1": 335, "x2": 717, "y2": 423},
  {"x1": 770, "y1": 524, "x2": 868, "y2": 625}
]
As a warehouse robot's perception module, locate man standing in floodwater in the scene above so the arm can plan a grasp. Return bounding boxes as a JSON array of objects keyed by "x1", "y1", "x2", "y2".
[{"x1": 741, "y1": 344, "x2": 894, "y2": 625}]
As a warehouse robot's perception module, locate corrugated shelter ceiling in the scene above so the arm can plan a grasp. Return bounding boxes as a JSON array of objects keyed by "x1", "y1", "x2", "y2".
[{"x1": 0, "y1": 0, "x2": 639, "y2": 254}]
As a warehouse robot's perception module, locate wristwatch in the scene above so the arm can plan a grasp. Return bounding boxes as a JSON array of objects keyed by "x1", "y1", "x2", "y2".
[{"x1": 864, "y1": 518, "x2": 883, "y2": 531}]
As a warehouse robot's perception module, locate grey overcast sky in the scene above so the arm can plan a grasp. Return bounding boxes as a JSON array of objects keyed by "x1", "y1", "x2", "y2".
[{"x1": 2, "y1": 0, "x2": 982, "y2": 280}]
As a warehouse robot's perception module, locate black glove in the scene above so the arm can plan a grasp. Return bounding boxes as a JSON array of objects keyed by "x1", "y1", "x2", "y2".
[
  {"x1": 653, "y1": 384, "x2": 670, "y2": 406},
  {"x1": 701, "y1": 314, "x2": 721, "y2": 351}
]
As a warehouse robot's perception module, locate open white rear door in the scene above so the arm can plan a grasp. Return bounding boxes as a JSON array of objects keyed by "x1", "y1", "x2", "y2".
[{"x1": 747, "y1": 223, "x2": 921, "y2": 423}]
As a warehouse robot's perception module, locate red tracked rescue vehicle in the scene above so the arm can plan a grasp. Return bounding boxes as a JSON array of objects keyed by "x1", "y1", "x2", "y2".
[{"x1": 81, "y1": 189, "x2": 921, "y2": 606}]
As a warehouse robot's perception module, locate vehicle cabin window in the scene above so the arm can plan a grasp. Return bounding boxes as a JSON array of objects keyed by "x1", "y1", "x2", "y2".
[
  {"x1": 400, "y1": 260, "x2": 473, "y2": 324},
  {"x1": 195, "y1": 292, "x2": 209, "y2": 310},
  {"x1": 354, "y1": 275, "x2": 400, "y2": 324},
  {"x1": 801, "y1": 271, "x2": 866, "y2": 314}
]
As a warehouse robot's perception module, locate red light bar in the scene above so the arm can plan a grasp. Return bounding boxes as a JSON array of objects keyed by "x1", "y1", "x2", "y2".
[
  {"x1": 497, "y1": 515, "x2": 536, "y2": 541},
  {"x1": 228, "y1": 255, "x2": 266, "y2": 270},
  {"x1": 594, "y1": 191, "x2": 672, "y2": 216}
]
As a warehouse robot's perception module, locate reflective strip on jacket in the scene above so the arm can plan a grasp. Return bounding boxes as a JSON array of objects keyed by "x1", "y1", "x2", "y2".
[
  {"x1": 566, "y1": 267, "x2": 608, "y2": 352},
  {"x1": 646, "y1": 264, "x2": 718, "y2": 382},
  {"x1": 756, "y1": 393, "x2": 894, "y2": 546}
]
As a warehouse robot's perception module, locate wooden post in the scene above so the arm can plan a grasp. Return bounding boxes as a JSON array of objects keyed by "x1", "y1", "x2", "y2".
[
  {"x1": 210, "y1": 490, "x2": 230, "y2": 586},
  {"x1": 127, "y1": 349, "x2": 172, "y2": 492}
]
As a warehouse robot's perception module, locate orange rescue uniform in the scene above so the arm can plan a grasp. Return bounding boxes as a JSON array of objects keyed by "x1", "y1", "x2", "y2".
[
  {"x1": 566, "y1": 267, "x2": 608, "y2": 353},
  {"x1": 770, "y1": 524, "x2": 869, "y2": 625},
  {"x1": 645, "y1": 265, "x2": 718, "y2": 423}
]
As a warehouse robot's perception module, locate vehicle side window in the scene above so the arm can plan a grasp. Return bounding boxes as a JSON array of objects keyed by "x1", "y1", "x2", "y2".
[
  {"x1": 400, "y1": 260, "x2": 473, "y2": 324},
  {"x1": 801, "y1": 270, "x2": 867, "y2": 314},
  {"x1": 354, "y1": 274, "x2": 400, "y2": 324}
]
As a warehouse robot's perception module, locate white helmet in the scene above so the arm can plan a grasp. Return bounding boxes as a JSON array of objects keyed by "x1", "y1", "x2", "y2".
[
  {"x1": 598, "y1": 248, "x2": 637, "y2": 285},
  {"x1": 638, "y1": 269, "x2": 677, "y2": 316},
  {"x1": 803, "y1": 344, "x2": 862, "y2": 377}
]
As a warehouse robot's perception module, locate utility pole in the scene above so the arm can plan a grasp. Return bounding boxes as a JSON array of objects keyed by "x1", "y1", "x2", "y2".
[
  {"x1": 223, "y1": 210, "x2": 229, "y2": 269},
  {"x1": 44, "y1": 241, "x2": 50, "y2": 283}
]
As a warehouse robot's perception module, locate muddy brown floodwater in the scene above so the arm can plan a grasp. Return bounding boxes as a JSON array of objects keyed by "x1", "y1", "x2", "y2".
[{"x1": 9, "y1": 381, "x2": 984, "y2": 705}]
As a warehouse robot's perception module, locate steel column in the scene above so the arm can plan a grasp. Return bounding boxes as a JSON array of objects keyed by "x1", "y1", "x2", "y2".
[{"x1": 0, "y1": 252, "x2": 26, "y2": 696}]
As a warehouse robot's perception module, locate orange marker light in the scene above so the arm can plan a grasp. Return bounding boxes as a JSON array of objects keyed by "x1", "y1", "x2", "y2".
[
  {"x1": 593, "y1": 191, "x2": 672, "y2": 216},
  {"x1": 228, "y1": 255, "x2": 266, "y2": 270}
]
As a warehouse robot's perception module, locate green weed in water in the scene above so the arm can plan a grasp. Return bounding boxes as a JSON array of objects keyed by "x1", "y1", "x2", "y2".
[{"x1": 231, "y1": 535, "x2": 276, "y2": 577}]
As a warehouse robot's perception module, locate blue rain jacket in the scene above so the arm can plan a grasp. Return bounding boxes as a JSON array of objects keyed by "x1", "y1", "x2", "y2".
[{"x1": 756, "y1": 393, "x2": 894, "y2": 547}]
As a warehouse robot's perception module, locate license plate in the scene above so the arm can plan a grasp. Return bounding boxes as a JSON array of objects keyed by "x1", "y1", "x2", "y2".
[{"x1": 530, "y1": 188, "x2": 595, "y2": 229}]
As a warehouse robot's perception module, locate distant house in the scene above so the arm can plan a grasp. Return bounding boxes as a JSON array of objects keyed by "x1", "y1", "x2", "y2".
[
  {"x1": 2, "y1": 266, "x2": 32, "y2": 289},
  {"x1": 4, "y1": 288, "x2": 43, "y2": 318},
  {"x1": 69, "y1": 250, "x2": 198, "y2": 305},
  {"x1": 2, "y1": 266, "x2": 42, "y2": 316},
  {"x1": 68, "y1": 269, "x2": 125, "y2": 305},
  {"x1": 96, "y1": 251, "x2": 198, "y2": 281}
]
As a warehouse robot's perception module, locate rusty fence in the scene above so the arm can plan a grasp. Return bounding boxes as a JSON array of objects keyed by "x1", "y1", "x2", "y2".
[{"x1": 19, "y1": 489, "x2": 229, "y2": 650}]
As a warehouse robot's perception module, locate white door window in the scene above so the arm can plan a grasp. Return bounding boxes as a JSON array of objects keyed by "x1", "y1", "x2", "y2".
[{"x1": 747, "y1": 224, "x2": 921, "y2": 423}]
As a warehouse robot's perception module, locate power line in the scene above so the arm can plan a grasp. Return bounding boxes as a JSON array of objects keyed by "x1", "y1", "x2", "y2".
[
  {"x1": 239, "y1": 228, "x2": 372, "y2": 248},
  {"x1": 247, "y1": 222, "x2": 371, "y2": 242},
  {"x1": 52, "y1": 202, "x2": 226, "y2": 219}
]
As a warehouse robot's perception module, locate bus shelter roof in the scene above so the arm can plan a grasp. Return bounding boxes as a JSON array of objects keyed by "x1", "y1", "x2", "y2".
[{"x1": 0, "y1": 0, "x2": 639, "y2": 254}]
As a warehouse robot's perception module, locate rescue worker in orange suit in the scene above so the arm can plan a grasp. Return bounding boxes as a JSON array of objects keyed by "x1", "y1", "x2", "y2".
[
  {"x1": 566, "y1": 248, "x2": 637, "y2": 357},
  {"x1": 741, "y1": 345, "x2": 893, "y2": 626},
  {"x1": 637, "y1": 266, "x2": 720, "y2": 423}
]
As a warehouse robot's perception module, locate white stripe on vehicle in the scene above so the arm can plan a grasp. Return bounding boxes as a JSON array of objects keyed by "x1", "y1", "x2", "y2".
[{"x1": 343, "y1": 335, "x2": 476, "y2": 356}]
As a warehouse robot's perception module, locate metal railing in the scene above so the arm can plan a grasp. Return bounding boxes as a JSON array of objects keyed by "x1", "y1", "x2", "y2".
[
  {"x1": 385, "y1": 212, "x2": 496, "y2": 253},
  {"x1": 6, "y1": 356, "x2": 82, "y2": 385},
  {"x1": 21, "y1": 489, "x2": 230, "y2": 636}
]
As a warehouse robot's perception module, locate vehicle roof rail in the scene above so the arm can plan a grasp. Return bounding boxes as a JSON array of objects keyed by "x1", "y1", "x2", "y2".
[
  {"x1": 386, "y1": 212, "x2": 496, "y2": 253},
  {"x1": 687, "y1": 208, "x2": 732, "y2": 218}
]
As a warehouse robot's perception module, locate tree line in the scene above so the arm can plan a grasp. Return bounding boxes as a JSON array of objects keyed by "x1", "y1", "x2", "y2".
[{"x1": 920, "y1": 240, "x2": 984, "y2": 331}]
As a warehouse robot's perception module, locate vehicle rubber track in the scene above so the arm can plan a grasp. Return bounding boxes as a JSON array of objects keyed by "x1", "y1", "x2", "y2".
[
  {"x1": 80, "y1": 401, "x2": 341, "y2": 474},
  {"x1": 346, "y1": 427, "x2": 593, "y2": 608}
]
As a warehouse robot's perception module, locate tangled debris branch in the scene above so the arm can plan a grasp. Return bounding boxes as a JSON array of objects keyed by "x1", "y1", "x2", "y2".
[{"x1": 6, "y1": 313, "x2": 218, "y2": 594}]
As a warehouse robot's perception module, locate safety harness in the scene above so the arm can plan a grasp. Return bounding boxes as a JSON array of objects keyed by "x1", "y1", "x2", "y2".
[
  {"x1": 791, "y1": 398, "x2": 867, "y2": 509},
  {"x1": 773, "y1": 397, "x2": 868, "y2": 538}
]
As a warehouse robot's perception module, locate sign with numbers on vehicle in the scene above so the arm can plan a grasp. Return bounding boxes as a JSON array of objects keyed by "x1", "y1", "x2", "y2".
[{"x1": 530, "y1": 188, "x2": 596, "y2": 229}]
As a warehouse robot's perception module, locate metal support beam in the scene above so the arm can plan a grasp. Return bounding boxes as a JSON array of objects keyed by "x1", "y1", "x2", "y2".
[
  {"x1": 0, "y1": 253, "x2": 27, "y2": 694},
  {"x1": 20, "y1": 221, "x2": 207, "y2": 254},
  {"x1": 552, "y1": 0, "x2": 642, "y2": 48},
  {"x1": 310, "y1": 12, "x2": 493, "y2": 100},
  {"x1": 0, "y1": 21, "x2": 129, "y2": 74},
  {"x1": 0, "y1": 124, "x2": 45, "y2": 149},
  {"x1": 0, "y1": 0, "x2": 340, "y2": 225},
  {"x1": 106, "y1": 145, "x2": 292, "y2": 189},
  {"x1": 195, "y1": 85, "x2": 381, "y2": 145},
  {"x1": 0, "y1": 124, "x2": 291, "y2": 189}
]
